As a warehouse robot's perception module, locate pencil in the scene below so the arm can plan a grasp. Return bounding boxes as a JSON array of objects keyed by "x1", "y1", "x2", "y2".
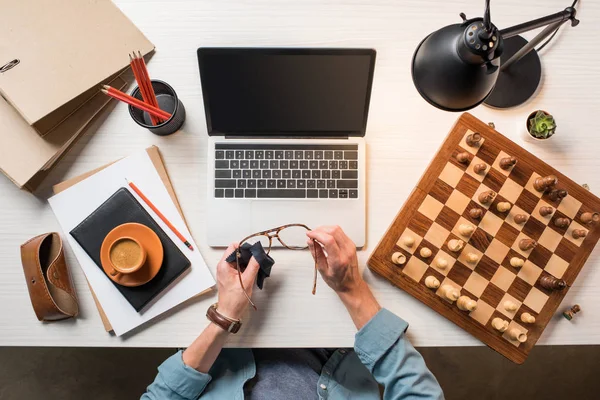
[
  {"x1": 126, "y1": 179, "x2": 194, "y2": 251},
  {"x1": 137, "y1": 51, "x2": 161, "y2": 115},
  {"x1": 101, "y1": 85, "x2": 172, "y2": 120},
  {"x1": 130, "y1": 53, "x2": 158, "y2": 125}
]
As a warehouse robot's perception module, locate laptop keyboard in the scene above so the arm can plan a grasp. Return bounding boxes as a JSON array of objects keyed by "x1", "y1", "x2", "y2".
[{"x1": 214, "y1": 144, "x2": 359, "y2": 199}]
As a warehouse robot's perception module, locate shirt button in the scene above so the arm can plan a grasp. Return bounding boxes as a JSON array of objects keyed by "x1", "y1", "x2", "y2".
[{"x1": 320, "y1": 384, "x2": 327, "y2": 390}]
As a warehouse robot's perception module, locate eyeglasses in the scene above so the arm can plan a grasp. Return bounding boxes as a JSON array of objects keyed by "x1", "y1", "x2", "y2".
[{"x1": 235, "y1": 224, "x2": 317, "y2": 310}]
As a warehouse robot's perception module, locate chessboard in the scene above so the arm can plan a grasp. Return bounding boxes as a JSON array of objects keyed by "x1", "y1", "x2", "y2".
[{"x1": 367, "y1": 113, "x2": 600, "y2": 364}]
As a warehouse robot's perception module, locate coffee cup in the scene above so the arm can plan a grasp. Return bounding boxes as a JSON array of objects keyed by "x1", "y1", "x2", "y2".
[{"x1": 108, "y1": 236, "x2": 147, "y2": 276}]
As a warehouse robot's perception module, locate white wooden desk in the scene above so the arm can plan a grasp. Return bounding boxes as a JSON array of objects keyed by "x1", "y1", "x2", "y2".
[{"x1": 1, "y1": 0, "x2": 599, "y2": 348}]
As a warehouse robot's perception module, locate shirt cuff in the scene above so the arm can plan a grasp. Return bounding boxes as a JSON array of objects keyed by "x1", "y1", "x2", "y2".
[
  {"x1": 354, "y1": 308, "x2": 409, "y2": 368},
  {"x1": 157, "y1": 350, "x2": 212, "y2": 399}
]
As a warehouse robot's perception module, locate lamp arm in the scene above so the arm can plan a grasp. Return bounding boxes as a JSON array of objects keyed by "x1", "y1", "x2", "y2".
[
  {"x1": 499, "y1": 7, "x2": 578, "y2": 39},
  {"x1": 497, "y1": 5, "x2": 579, "y2": 72}
]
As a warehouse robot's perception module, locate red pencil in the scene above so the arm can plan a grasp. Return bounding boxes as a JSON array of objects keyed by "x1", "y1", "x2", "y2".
[
  {"x1": 137, "y1": 51, "x2": 160, "y2": 113},
  {"x1": 101, "y1": 85, "x2": 171, "y2": 120},
  {"x1": 126, "y1": 179, "x2": 194, "y2": 251},
  {"x1": 129, "y1": 53, "x2": 159, "y2": 125}
]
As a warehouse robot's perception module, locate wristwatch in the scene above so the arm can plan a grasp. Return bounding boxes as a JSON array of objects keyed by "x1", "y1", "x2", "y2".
[{"x1": 206, "y1": 303, "x2": 242, "y2": 333}]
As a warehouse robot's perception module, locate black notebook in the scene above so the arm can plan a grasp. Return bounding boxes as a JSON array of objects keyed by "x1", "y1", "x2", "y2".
[{"x1": 70, "y1": 188, "x2": 191, "y2": 312}]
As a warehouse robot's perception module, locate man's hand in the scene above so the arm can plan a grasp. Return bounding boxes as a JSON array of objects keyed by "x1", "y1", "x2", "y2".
[
  {"x1": 306, "y1": 225, "x2": 363, "y2": 293},
  {"x1": 216, "y1": 243, "x2": 260, "y2": 320},
  {"x1": 307, "y1": 226, "x2": 380, "y2": 330},
  {"x1": 182, "y1": 245, "x2": 260, "y2": 373}
]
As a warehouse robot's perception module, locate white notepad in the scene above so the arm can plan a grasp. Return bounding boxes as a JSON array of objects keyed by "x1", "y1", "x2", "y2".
[{"x1": 48, "y1": 150, "x2": 215, "y2": 336}]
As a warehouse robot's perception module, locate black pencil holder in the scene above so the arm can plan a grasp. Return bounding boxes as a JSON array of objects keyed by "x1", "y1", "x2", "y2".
[{"x1": 128, "y1": 80, "x2": 186, "y2": 136}]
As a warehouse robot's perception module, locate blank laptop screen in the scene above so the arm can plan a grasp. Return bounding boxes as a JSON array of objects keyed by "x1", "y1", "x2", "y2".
[{"x1": 198, "y1": 49, "x2": 375, "y2": 136}]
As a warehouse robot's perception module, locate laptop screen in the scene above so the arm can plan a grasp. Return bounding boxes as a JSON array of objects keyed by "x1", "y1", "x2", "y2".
[{"x1": 198, "y1": 48, "x2": 376, "y2": 137}]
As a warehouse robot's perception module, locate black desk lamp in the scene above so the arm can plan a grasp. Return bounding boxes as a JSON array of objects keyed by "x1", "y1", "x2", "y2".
[{"x1": 412, "y1": 0, "x2": 580, "y2": 111}]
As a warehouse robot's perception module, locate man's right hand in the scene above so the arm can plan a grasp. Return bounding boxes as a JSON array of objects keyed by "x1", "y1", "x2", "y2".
[{"x1": 307, "y1": 226, "x2": 380, "y2": 330}]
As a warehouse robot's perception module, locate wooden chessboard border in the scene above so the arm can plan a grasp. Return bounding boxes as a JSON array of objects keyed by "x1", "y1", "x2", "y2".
[{"x1": 367, "y1": 113, "x2": 600, "y2": 364}]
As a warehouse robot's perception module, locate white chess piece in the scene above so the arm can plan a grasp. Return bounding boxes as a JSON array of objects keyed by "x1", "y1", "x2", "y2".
[
  {"x1": 503, "y1": 300, "x2": 518, "y2": 312},
  {"x1": 403, "y1": 236, "x2": 415, "y2": 248},
  {"x1": 425, "y1": 276, "x2": 440, "y2": 289},
  {"x1": 440, "y1": 284, "x2": 460, "y2": 302},
  {"x1": 419, "y1": 247, "x2": 433, "y2": 258},
  {"x1": 457, "y1": 296, "x2": 477, "y2": 311},
  {"x1": 447, "y1": 239, "x2": 465, "y2": 253},
  {"x1": 435, "y1": 257, "x2": 448, "y2": 270},
  {"x1": 507, "y1": 328, "x2": 528, "y2": 343},
  {"x1": 466, "y1": 253, "x2": 479, "y2": 264},
  {"x1": 492, "y1": 317, "x2": 509, "y2": 332},
  {"x1": 510, "y1": 257, "x2": 525, "y2": 268},
  {"x1": 496, "y1": 202, "x2": 512, "y2": 213},
  {"x1": 520, "y1": 313, "x2": 536, "y2": 324},
  {"x1": 458, "y1": 224, "x2": 475, "y2": 236},
  {"x1": 391, "y1": 252, "x2": 406, "y2": 265}
]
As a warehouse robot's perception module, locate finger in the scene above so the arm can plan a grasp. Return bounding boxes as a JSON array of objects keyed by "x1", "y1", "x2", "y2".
[
  {"x1": 308, "y1": 239, "x2": 328, "y2": 272},
  {"x1": 220, "y1": 242, "x2": 239, "y2": 264},
  {"x1": 320, "y1": 225, "x2": 355, "y2": 253},
  {"x1": 242, "y1": 256, "x2": 260, "y2": 285},
  {"x1": 306, "y1": 230, "x2": 341, "y2": 258}
]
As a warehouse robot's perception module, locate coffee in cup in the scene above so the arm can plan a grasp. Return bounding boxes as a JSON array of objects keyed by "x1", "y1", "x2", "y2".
[{"x1": 108, "y1": 237, "x2": 147, "y2": 276}]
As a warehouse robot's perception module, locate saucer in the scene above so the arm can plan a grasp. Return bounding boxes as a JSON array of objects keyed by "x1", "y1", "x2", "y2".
[{"x1": 100, "y1": 223, "x2": 163, "y2": 287}]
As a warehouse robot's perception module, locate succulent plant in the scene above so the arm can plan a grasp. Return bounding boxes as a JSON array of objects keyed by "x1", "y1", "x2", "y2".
[{"x1": 527, "y1": 111, "x2": 556, "y2": 139}]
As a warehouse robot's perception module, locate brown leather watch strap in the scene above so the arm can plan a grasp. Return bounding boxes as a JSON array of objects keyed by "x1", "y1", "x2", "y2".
[
  {"x1": 20, "y1": 233, "x2": 79, "y2": 322},
  {"x1": 206, "y1": 303, "x2": 242, "y2": 333}
]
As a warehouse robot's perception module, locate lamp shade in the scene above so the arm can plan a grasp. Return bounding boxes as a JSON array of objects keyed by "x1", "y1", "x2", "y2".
[{"x1": 412, "y1": 19, "x2": 503, "y2": 111}]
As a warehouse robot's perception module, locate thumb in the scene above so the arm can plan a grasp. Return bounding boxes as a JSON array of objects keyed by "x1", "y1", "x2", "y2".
[{"x1": 242, "y1": 257, "x2": 260, "y2": 286}]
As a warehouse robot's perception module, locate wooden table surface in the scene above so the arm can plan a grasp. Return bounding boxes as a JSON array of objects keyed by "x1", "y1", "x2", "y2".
[{"x1": 1, "y1": 0, "x2": 599, "y2": 348}]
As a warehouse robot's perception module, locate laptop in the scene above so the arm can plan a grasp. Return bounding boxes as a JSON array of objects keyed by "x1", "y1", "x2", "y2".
[{"x1": 198, "y1": 48, "x2": 376, "y2": 247}]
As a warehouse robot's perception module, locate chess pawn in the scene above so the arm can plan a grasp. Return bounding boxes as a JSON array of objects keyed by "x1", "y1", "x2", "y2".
[
  {"x1": 520, "y1": 313, "x2": 536, "y2": 324},
  {"x1": 519, "y1": 239, "x2": 537, "y2": 251},
  {"x1": 469, "y1": 208, "x2": 483, "y2": 219},
  {"x1": 554, "y1": 217, "x2": 571, "y2": 228},
  {"x1": 548, "y1": 189, "x2": 568, "y2": 202},
  {"x1": 458, "y1": 223, "x2": 475, "y2": 236},
  {"x1": 447, "y1": 239, "x2": 465, "y2": 253},
  {"x1": 499, "y1": 156, "x2": 517, "y2": 170},
  {"x1": 457, "y1": 296, "x2": 477, "y2": 312},
  {"x1": 580, "y1": 212, "x2": 600, "y2": 226},
  {"x1": 539, "y1": 206, "x2": 554, "y2": 217},
  {"x1": 572, "y1": 229, "x2": 587, "y2": 240},
  {"x1": 419, "y1": 247, "x2": 433, "y2": 258},
  {"x1": 456, "y1": 152, "x2": 471, "y2": 164},
  {"x1": 491, "y1": 317, "x2": 509, "y2": 333},
  {"x1": 466, "y1": 132, "x2": 482, "y2": 147},
  {"x1": 440, "y1": 284, "x2": 460, "y2": 302},
  {"x1": 563, "y1": 304, "x2": 581, "y2": 321},
  {"x1": 403, "y1": 236, "x2": 415, "y2": 248},
  {"x1": 425, "y1": 276, "x2": 440, "y2": 289},
  {"x1": 538, "y1": 275, "x2": 566, "y2": 291},
  {"x1": 478, "y1": 190, "x2": 496, "y2": 205},
  {"x1": 533, "y1": 175, "x2": 558, "y2": 192},
  {"x1": 473, "y1": 163, "x2": 487, "y2": 174},
  {"x1": 496, "y1": 202, "x2": 512, "y2": 213},
  {"x1": 510, "y1": 257, "x2": 525, "y2": 268},
  {"x1": 391, "y1": 252, "x2": 406, "y2": 265},
  {"x1": 507, "y1": 328, "x2": 528, "y2": 343},
  {"x1": 513, "y1": 214, "x2": 528, "y2": 224}
]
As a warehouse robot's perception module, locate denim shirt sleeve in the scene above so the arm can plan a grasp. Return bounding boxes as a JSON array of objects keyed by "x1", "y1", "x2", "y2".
[
  {"x1": 141, "y1": 350, "x2": 212, "y2": 400},
  {"x1": 354, "y1": 308, "x2": 444, "y2": 400}
]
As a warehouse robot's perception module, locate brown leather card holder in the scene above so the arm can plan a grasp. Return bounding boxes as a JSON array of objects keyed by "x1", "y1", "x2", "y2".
[{"x1": 20, "y1": 232, "x2": 79, "y2": 321}]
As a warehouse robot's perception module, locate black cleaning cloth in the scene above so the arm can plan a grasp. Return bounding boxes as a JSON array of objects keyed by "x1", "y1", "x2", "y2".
[{"x1": 225, "y1": 242, "x2": 274, "y2": 289}]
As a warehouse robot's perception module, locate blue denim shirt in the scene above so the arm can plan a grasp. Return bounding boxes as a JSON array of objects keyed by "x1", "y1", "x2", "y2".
[{"x1": 142, "y1": 309, "x2": 444, "y2": 399}]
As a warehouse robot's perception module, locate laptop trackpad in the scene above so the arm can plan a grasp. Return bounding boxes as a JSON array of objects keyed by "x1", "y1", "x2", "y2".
[{"x1": 250, "y1": 200, "x2": 322, "y2": 232}]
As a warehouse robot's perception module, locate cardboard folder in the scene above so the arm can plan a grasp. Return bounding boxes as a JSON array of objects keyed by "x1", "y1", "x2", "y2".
[
  {"x1": 0, "y1": 0, "x2": 154, "y2": 130},
  {"x1": 53, "y1": 146, "x2": 190, "y2": 332},
  {"x1": 0, "y1": 0, "x2": 154, "y2": 191}
]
